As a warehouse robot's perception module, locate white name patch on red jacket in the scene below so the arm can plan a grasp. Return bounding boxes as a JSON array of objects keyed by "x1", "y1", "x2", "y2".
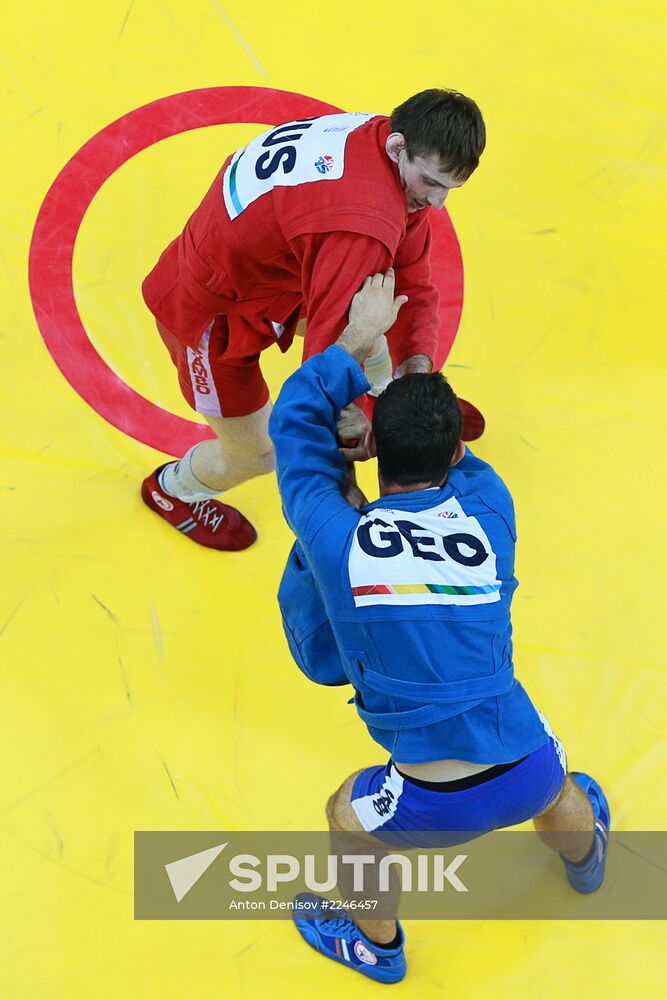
[
  {"x1": 348, "y1": 498, "x2": 502, "y2": 607},
  {"x1": 222, "y1": 112, "x2": 374, "y2": 221}
]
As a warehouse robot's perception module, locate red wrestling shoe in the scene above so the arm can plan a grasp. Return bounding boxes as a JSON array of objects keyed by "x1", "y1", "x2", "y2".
[
  {"x1": 361, "y1": 394, "x2": 485, "y2": 441},
  {"x1": 458, "y1": 397, "x2": 485, "y2": 441},
  {"x1": 141, "y1": 466, "x2": 257, "y2": 551}
]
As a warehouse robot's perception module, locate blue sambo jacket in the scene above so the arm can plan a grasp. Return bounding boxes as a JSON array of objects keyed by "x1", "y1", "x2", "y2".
[{"x1": 269, "y1": 345, "x2": 549, "y2": 764}]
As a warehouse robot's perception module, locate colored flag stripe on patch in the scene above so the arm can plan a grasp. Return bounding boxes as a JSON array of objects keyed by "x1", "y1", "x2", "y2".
[
  {"x1": 352, "y1": 583, "x2": 501, "y2": 596},
  {"x1": 227, "y1": 155, "x2": 244, "y2": 215}
]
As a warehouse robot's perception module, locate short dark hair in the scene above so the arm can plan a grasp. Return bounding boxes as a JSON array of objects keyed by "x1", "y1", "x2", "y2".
[
  {"x1": 389, "y1": 89, "x2": 486, "y2": 179},
  {"x1": 372, "y1": 373, "x2": 463, "y2": 487}
]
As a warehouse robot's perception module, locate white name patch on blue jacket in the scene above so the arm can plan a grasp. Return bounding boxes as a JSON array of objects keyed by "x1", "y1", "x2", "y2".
[
  {"x1": 348, "y1": 498, "x2": 501, "y2": 607},
  {"x1": 222, "y1": 112, "x2": 374, "y2": 220}
]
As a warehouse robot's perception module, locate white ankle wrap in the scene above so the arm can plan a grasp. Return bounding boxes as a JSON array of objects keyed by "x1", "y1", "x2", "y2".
[{"x1": 158, "y1": 445, "x2": 222, "y2": 502}]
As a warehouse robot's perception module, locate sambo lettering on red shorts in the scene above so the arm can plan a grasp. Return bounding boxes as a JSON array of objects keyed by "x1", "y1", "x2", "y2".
[
  {"x1": 157, "y1": 318, "x2": 270, "y2": 419},
  {"x1": 186, "y1": 324, "x2": 221, "y2": 416}
]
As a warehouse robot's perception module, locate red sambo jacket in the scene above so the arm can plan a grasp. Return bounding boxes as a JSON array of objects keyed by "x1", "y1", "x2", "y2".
[{"x1": 142, "y1": 112, "x2": 439, "y2": 369}]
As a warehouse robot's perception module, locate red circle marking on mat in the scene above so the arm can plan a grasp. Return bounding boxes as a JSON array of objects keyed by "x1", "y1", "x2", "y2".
[{"x1": 29, "y1": 87, "x2": 463, "y2": 456}]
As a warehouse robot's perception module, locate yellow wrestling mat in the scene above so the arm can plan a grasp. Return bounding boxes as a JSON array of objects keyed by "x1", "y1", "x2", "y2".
[{"x1": 2, "y1": 1, "x2": 666, "y2": 996}]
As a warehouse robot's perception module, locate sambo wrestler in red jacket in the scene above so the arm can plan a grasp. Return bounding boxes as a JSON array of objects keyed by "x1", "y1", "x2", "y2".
[{"x1": 141, "y1": 89, "x2": 486, "y2": 550}]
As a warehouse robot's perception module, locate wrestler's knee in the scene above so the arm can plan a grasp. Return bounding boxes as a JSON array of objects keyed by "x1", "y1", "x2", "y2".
[
  {"x1": 326, "y1": 771, "x2": 366, "y2": 832},
  {"x1": 325, "y1": 790, "x2": 338, "y2": 829}
]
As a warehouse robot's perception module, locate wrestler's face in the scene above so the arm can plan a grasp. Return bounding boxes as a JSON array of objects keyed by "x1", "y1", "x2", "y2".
[
  {"x1": 399, "y1": 150, "x2": 466, "y2": 213},
  {"x1": 386, "y1": 134, "x2": 467, "y2": 213}
]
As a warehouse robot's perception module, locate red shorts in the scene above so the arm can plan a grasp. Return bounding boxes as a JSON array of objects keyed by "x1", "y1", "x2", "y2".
[{"x1": 157, "y1": 317, "x2": 272, "y2": 419}]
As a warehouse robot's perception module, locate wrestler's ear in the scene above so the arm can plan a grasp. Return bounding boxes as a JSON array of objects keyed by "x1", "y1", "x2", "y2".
[
  {"x1": 385, "y1": 132, "x2": 406, "y2": 163},
  {"x1": 364, "y1": 428, "x2": 377, "y2": 459},
  {"x1": 450, "y1": 440, "x2": 466, "y2": 466}
]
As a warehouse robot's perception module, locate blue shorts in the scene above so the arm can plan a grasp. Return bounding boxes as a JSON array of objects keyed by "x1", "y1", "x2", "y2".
[{"x1": 350, "y1": 733, "x2": 567, "y2": 849}]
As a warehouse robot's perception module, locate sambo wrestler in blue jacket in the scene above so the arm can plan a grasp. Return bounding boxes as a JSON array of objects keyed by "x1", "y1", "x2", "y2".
[{"x1": 268, "y1": 270, "x2": 609, "y2": 985}]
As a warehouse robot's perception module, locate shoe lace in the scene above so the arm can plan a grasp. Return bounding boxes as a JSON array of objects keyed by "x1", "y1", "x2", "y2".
[
  {"x1": 189, "y1": 499, "x2": 225, "y2": 532},
  {"x1": 322, "y1": 916, "x2": 353, "y2": 935}
]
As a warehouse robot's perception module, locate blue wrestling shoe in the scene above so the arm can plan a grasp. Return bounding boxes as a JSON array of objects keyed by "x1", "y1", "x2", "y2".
[
  {"x1": 293, "y1": 892, "x2": 406, "y2": 983},
  {"x1": 562, "y1": 772, "x2": 610, "y2": 894}
]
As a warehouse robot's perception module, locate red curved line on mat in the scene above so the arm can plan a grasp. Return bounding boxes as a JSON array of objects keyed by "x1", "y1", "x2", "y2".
[
  {"x1": 431, "y1": 215, "x2": 464, "y2": 370},
  {"x1": 28, "y1": 86, "x2": 463, "y2": 456}
]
